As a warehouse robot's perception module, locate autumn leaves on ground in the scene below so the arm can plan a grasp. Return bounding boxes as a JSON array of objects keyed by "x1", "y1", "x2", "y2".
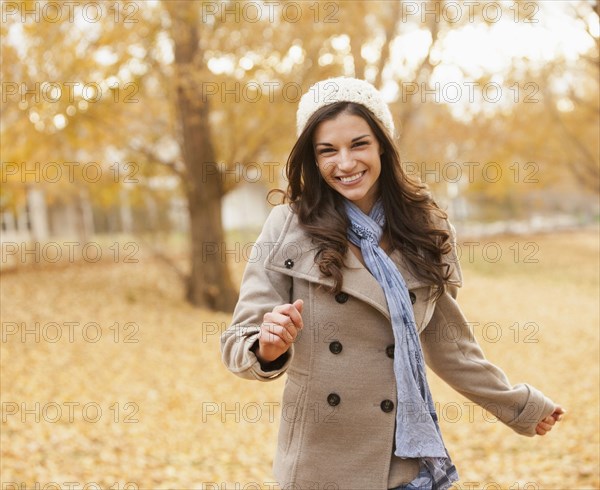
[{"x1": 1, "y1": 230, "x2": 598, "y2": 490}]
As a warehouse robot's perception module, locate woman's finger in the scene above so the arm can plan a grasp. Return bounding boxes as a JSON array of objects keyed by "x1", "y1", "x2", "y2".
[
  {"x1": 262, "y1": 324, "x2": 294, "y2": 346},
  {"x1": 265, "y1": 313, "x2": 300, "y2": 339},
  {"x1": 265, "y1": 309, "x2": 302, "y2": 334},
  {"x1": 272, "y1": 303, "x2": 304, "y2": 329},
  {"x1": 552, "y1": 406, "x2": 566, "y2": 421},
  {"x1": 264, "y1": 311, "x2": 292, "y2": 328}
]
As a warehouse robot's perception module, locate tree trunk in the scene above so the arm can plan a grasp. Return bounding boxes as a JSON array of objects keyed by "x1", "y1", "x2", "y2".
[{"x1": 169, "y1": 3, "x2": 238, "y2": 311}]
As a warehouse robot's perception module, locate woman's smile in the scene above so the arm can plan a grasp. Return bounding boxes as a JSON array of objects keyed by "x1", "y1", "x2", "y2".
[{"x1": 336, "y1": 170, "x2": 366, "y2": 184}]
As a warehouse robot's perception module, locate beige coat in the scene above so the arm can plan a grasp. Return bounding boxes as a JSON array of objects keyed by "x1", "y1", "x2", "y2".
[{"x1": 221, "y1": 204, "x2": 555, "y2": 490}]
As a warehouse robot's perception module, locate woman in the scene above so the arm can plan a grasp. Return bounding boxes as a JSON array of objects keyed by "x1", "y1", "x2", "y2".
[{"x1": 221, "y1": 77, "x2": 564, "y2": 490}]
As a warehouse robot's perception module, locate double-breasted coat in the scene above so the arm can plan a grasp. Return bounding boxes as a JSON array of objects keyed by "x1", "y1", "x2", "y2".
[{"x1": 221, "y1": 204, "x2": 556, "y2": 490}]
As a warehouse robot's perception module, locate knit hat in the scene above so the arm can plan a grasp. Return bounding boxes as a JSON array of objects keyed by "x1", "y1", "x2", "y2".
[{"x1": 296, "y1": 76, "x2": 395, "y2": 138}]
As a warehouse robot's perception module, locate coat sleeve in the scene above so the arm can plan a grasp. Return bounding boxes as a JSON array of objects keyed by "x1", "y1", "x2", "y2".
[
  {"x1": 220, "y1": 204, "x2": 294, "y2": 381},
  {"x1": 420, "y1": 221, "x2": 556, "y2": 437}
]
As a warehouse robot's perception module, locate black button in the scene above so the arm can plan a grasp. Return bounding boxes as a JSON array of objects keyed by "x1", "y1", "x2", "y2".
[
  {"x1": 329, "y1": 341, "x2": 343, "y2": 354},
  {"x1": 380, "y1": 399, "x2": 394, "y2": 413},
  {"x1": 409, "y1": 291, "x2": 416, "y2": 305},
  {"x1": 327, "y1": 393, "x2": 341, "y2": 406},
  {"x1": 335, "y1": 292, "x2": 349, "y2": 303},
  {"x1": 385, "y1": 345, "x2": 394, "y2": 359},
  {"x1": 284, "y1": 259, "x2": 294, "y2": 269}
]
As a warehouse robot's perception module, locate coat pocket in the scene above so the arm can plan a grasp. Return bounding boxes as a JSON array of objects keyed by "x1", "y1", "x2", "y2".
[{"x1": 278, "y1": 376, "x2": 306, "y2": 454}]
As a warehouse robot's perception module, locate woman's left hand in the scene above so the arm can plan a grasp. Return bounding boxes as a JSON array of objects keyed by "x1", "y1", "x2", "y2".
[{"x1": 535, "y1": 405, "x2": 566, "y2": 436}]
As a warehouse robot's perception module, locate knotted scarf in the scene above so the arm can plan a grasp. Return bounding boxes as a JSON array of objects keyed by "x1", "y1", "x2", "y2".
[{"x1": 344, "y1": 197, "x2": 459, "y2": 490}]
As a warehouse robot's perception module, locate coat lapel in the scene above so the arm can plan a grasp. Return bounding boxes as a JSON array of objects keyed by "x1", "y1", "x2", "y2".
[
  {"x1": 263, "y1": 208, "x2": 431, "y2": 321},
  {"x1": 265, "y1": 238, "x2": 391, "y2": 321}
]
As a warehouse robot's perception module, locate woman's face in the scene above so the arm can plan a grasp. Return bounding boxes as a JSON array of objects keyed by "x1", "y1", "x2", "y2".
[{"x1": 313, "y1": 112, "x2": 382, "y2": 214}]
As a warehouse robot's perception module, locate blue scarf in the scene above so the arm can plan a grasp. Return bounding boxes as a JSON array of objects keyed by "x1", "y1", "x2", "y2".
[{"x1": 344, "y1": 198, "x2": 458, "y2": 490}]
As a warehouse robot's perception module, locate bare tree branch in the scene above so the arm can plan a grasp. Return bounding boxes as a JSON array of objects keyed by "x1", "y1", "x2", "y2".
[
  {"x1": 543, "y1": 85, "x2": 600, "y2": 193},
  {"x1": 128, "y1": 144, "x2": 186, "y2": 178},
  {"x1": 395, "y1": 12, "x2": 441, "y2": 132},
  {"x1": 374, "y1": 1, "x2": 401, "y2": 89}
]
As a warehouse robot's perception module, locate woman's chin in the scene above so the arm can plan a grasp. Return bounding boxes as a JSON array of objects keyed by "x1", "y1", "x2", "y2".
[{"x1": 338, "y1": 190, "x2": 366, "y2": 202}]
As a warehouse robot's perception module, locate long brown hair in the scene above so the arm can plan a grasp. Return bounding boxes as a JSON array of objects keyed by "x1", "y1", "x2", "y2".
[{"x1": 268, "y1": 101, "x2": 453, "y2": 298}]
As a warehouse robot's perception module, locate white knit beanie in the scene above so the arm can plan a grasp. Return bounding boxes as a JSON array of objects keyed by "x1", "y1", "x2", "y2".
[{"x1": 296, "y1": 76, "x2": 395, "y2": 138}]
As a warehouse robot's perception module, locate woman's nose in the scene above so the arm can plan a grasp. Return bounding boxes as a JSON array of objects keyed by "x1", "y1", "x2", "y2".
[{"x1": 337, "y1": 149, "x2": 356, "y2": 172}]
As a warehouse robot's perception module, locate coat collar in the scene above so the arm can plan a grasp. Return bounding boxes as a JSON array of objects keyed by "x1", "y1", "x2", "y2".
[{"x1": 264, "y1": 206, "x2": 431, "y2": 321}]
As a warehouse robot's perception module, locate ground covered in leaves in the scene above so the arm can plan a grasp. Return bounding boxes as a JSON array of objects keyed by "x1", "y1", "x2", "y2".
[{"x1": 1, "y1": 230, "x2": 598, "y2": 489}]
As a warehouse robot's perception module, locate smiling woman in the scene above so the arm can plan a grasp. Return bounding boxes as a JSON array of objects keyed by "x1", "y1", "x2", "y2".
[
  {"x1": 313, "y1": 113, "x2": 382, "y2": 214},
  {"x1": 221, "y1": 77, "x2": 564, "y2": 490}
]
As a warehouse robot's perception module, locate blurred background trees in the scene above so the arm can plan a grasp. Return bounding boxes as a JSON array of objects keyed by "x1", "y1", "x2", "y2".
[{"x1": 1, "y1": 0, "x2": 598, "y2": 310}]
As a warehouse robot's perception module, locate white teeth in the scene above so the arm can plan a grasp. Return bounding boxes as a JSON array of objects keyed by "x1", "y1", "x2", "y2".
[{"x1": 339, "y1": 171, "x2": 365, "y2": 183}]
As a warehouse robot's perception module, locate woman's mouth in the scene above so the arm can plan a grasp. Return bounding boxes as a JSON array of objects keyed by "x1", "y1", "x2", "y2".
[{"x1": 336, "y1": 170, "x2": 366, "y2": 184}]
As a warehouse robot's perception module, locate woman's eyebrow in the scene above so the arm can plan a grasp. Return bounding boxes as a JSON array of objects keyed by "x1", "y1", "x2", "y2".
[{"x1": 315, "y1": 134, "x2": 371, "y2": 147}]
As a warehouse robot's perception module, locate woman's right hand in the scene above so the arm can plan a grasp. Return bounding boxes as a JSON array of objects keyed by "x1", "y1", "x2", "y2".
[
  {"x1": 535, "y1": 405, "x2": 566, "y2": 436},
  {"x1": 255, "y1": 299, "x2": 304, "y2": 363}
]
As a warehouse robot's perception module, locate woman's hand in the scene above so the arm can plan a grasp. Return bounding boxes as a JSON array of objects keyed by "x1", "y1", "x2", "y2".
[
  {"x1": 535, "y1": 405, "x2": 566, "y2": 436},
  {"x1": 255, "y1": 299, "x2": 304, "y2": 363}
]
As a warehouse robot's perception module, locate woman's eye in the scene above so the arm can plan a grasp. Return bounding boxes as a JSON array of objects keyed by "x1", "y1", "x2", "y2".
[
  {"x1": 353, "y1": 141, "x2": 367, "y2": 148},
  {"x1": 319, "y1": 148, "x2": 335, "y2": 155}
]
